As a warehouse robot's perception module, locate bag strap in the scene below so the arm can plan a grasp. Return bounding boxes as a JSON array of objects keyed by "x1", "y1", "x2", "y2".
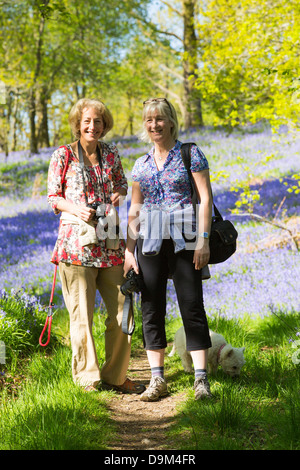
[
  {"x1": 60, "y1": 145, "x2": 72, "y2": 198},
  {"x1": 121, "y1": 294, "x2": 135, "y2": 335},
  {"x1": 180, "y1": 142, "x2": 222, "y2": 220},
  {"x1": 181, "y1": 143, "x2": 198, "y2": 212}
]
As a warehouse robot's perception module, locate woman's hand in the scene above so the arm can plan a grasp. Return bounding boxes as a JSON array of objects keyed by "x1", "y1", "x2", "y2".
[
  {"x1": 124, "y1": 249, "x2": 139, "y2": 276},
  {"x1": 193, "y1": 239, "x2": 210, "y2": 270},
  {"x1": 56, "y1": 199, "x2": 96, "y2": 223},
  {"x1": 111, "y1": 189, "x2": 127, "y2": 207},
  {"x1": 74, "y1": 204, "x2": 96, "y2": 223}
]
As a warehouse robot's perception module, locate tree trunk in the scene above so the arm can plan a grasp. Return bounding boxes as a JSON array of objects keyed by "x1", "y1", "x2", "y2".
[
  {"x1": 11, "y1": 91, "x2": 20, "y2": 152},
  {"x1": 37, "y1": 86, "x2": 50, "y2": 148},
  {"x1": 128, "y1": 94, "x2": 134, "y2": 136},
  {"x1": 0, "y1": 87, "x2": 10, "y2": 159},
  {"x1": 182, "y1": 0, "x2": 203, "y2": 129},
  {"x1": 29, "y1": 10, "x2": 46, "y2": 155},
  {"x1": 29, "y1": 88, "x2": 38, "y2": 154}
]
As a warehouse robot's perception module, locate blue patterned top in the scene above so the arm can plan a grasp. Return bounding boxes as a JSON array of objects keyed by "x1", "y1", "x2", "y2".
[{"x1": 132, "y1": 140, "x2": 209, "y2": 210}]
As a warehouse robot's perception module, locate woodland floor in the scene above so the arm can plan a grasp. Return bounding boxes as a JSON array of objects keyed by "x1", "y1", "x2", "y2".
[{"x1": 106, "y1": 348, "x2": 187, "y2": 451}]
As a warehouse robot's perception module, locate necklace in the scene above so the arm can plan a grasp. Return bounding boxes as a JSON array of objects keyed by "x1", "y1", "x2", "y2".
[{"x1": 155, "y1": 152, "x2": 166, "y2": 161}]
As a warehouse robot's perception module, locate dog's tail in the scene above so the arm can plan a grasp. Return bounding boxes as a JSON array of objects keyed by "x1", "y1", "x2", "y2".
[{"x1": 168, "y1": 343, "x2": 176, "y2": 357}]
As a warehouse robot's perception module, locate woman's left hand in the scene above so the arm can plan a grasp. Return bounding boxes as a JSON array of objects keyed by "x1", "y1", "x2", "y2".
[
  {"x1": 193, "y1": 239, "x2": 210, "y2": 270},
  {"x1": 124, "y1": 249, "x2": 139, "y2": 276},
  {"x1": 111, "y1": 189, "x2": 127, "y2": 207}
]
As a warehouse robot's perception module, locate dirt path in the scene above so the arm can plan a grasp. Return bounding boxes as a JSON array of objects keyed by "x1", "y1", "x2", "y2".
[{"x1": 106, "y1": 349, "x2": 186, "y2": 451}]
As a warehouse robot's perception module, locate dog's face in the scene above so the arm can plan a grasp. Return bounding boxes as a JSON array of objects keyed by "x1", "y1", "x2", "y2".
[{"x1": 220, "y1": 347, "x2": 246, "y2": 377}]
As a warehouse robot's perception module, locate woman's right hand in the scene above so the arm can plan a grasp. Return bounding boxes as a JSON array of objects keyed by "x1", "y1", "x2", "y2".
[
  {"x1": 124, "y1": 249, "x2": 139, "y2": 276},
  {"x1": 74, "y1": 204, "x2": 96, "y2": 223},
  {"x1": 56, "y1": 199, "x2": 96, "y2": 223}
]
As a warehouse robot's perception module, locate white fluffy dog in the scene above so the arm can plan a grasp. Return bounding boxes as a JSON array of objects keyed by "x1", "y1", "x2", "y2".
[{"x1": 169, "y1": 326, "x2": 245, "y2": 377}]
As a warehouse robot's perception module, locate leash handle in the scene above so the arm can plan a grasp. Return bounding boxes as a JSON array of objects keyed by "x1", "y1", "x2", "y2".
[{"x1": 39, "y1": 309, "x2": 53, "y2": 347}]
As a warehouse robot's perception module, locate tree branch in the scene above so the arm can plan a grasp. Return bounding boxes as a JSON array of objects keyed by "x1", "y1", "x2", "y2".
[
  {"x1": 231, "y1": 212, "x2": 299, "y2": 251},
  {"x1": 158, "y1": 0, "x2": 183, "y2": 17},
  {"x1": 159, "y1": 63, "x2": 184, "y2": 81},
  {"x1": 132, "y1": 12, "x2": 182, "y2": 42},
  {"x1": 147, "y1": 76, "x2": 186, "y2": 117}
]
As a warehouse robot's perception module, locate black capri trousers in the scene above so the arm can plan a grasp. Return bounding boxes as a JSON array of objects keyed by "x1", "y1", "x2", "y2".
[{"x1": 137, "y1": 238, "x2": 212, "y2": 352}]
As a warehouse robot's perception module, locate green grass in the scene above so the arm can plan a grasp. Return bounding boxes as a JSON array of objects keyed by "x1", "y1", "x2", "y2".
[
  {"x1": 1, "y1": 295, "x2": 299, "y2": 450},
  {"x1": 0, "y1": 309, "x2": 117, "y2": 450},
  {"x1": 165, "y1": 312, "x2": 300, "y2": 450},
  {"x1": 0, "y1": 347, "x2": 116, "y2": 450},
  {"x1": 0, "y1": 301, "x2": 146, "y2": 451}
]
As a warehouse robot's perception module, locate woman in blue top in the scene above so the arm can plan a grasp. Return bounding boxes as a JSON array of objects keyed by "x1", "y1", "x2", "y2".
[{"x1": 125, "y1": 98, "x2": 212, "y2": 401}]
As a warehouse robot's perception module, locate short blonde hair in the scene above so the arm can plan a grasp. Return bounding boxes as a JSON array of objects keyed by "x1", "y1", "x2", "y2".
[
  {"x1": 68, "y1": 98, "x2": 114, "y2": 139},
  {"x1": 140, "y1": 98, "x2": 179, "y2": 143}
]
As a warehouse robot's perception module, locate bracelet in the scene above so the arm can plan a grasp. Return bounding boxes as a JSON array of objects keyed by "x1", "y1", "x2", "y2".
[{"x1": 198, "y1": 232, "x2": 209, "y2": 239}]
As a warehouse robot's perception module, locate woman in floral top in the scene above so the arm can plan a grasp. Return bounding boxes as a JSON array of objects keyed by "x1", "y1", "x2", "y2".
[
  {"x1": 125, "y1": 98, "x2": 212, "y2": 401},
  {"x1": 48, "y1": 98, "x2": 145, "y2": 394}
]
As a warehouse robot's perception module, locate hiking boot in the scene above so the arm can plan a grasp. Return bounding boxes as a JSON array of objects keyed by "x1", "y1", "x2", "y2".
[
  {"x1": 140, "y1": 376, "x2": 168, "y2": 402},
  {"x1": 194, "y1": 377, "x2": 212, "y2": 400}
]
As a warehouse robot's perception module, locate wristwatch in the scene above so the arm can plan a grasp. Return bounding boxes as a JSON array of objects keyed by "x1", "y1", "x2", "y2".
[{"x1": 199, "y1": 232, "x2": 209, "y2": 239}]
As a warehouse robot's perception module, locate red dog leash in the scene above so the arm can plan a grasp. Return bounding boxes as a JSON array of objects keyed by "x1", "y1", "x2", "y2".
[{"x1": 39, "y1": 264, "x2": 57, "y2": 347}]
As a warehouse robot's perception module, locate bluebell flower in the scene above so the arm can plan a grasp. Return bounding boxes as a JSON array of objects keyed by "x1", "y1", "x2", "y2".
[{"x1": 1, "y1": 129, "x2": 299, "y2": 328}]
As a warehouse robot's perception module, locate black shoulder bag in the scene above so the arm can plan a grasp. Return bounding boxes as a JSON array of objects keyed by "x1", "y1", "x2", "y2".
[{"x1": 181, "y1": 142, "x2": 238, "y2": 264}]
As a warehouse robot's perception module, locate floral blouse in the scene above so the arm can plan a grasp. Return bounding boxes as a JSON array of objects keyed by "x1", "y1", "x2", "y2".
[
  {"x1": 47, "y1": 142, "x2": 128, "y2": 267},
  {"x1": 132, "y1": 140, "x2": 209, "y2": 210}
]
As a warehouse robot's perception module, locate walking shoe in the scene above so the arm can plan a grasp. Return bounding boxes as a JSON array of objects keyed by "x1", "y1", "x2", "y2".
[
  {"x1": 83, "y1": 385, "x2": 98, "y2": 392},
  {"x1": 194, "y1": 377, "x2": 212, "y2": 400},
  {"x1": 101, "y1": 378, "x2": 146, "y2": 394},
  {"x1": 140, "y1": 376, "x2": 168, "y2": 402}
]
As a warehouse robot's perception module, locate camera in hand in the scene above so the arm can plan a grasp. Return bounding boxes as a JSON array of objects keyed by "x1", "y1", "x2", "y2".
[
  {"x1": 121, "y1": 269, "x2": 144, "y2": 296},
  {"x1": 89, "y1": 202, "x2": 106, "y2": 220}
]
